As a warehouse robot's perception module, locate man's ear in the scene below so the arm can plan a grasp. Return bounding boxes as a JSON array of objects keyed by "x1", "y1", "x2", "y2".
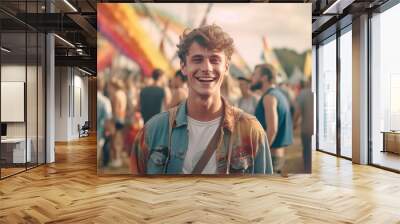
[{"x1": 180, "y1": 61, "x2": 187, "y2": 76}]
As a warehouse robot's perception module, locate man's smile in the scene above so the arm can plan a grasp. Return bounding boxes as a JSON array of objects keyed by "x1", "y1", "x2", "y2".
[{"x1": 194, "y1": 75, "x2": 218, "y2": 83}]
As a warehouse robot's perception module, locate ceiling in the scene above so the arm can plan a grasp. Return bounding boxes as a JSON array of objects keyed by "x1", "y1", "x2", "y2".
[
  {"x1": 0, "y1": 0, "x2": 393, "y2": 75},
  {"x1": 0, "y1": 0, "x2": 97, "y2": 75}
]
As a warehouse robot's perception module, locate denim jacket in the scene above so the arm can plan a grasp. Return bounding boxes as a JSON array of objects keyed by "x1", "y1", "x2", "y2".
[{"x1": 130, "y1": 98, "x2": 273, "y2": 175}]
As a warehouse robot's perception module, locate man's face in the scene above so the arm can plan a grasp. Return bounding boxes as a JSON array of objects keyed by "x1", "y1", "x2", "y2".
[
  {"x1": 251, "y1": 66, "x2": 263, "y2": 90},
  {"x1": 251, "y1": 67, "x2": 260, "y2": 84},
  {"x1": 181, "y1": 42, "x2": 228, "y2": 98}
]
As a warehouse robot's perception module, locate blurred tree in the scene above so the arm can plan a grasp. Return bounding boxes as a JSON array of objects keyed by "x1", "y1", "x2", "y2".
[{"x1": 273, "y1": 48, "x2": 310, "y2": 79}]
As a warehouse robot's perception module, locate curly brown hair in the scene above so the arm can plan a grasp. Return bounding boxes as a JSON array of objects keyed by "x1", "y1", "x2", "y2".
[{"x1": 177, "y1": 24, "x2": 235, "y2": 65}]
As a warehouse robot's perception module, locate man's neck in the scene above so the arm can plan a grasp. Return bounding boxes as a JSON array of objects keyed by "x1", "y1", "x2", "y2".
[
  {"x1": 187, "y1": 93, "x2": 223, "y2": 122},
  {"x1": 152, "y1": 81, "x2": 162, "y2": 87},
  {"x1": 262, "y1": 83, "x2": 275, "y2": 93}
]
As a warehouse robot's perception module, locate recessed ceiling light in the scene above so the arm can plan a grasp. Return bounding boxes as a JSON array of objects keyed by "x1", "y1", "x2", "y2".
[
  {"x1": 78, "y1": 67, "x2": 92, "y2": 76},
  {"x1": 322, "y1": 0, "x2": 352, "y2": 15},
  {"x1": 1, "y1": 47, "x2": 11, "y2": 53},
  {"x1": 63, "y1": 0, "x2": 78, "y2": 12},
  {"x1": 54, "y1": 34, "x2": 75, "y2": 48}
]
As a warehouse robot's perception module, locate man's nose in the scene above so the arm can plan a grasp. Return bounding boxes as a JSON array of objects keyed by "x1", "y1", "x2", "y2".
[{"x1": 201, "y1": 59, "x2": 213, "y2": 72}]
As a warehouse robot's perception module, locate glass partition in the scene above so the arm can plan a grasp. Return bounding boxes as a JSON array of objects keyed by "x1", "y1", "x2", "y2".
[
  {"x1": 0, "y1": 1, "x2": 46, "y2": 179},
  {"x1": 1, "y1": 30, "x2": 28, "y2": 178},
  {"x1": 317, "y1": 35, "x2": 337, "y2": 155}
]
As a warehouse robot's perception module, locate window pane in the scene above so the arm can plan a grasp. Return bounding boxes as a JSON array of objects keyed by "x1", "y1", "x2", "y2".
[
  {"x1": 340, "y1": 29, "x2": 352, "y2": 158},
  {"x1": 371, "y1": 3, "x2": 400, "y2": 171},
  {"x1": 318, "y1": 37, "x2": 337, "y2": 154}
]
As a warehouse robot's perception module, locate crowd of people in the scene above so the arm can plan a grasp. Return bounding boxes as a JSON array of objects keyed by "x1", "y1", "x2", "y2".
[
  {"x1": 97, "y1": 24, "x2": 313, "y2": 175},
  {"x1": 97, "y1": 67, "x2": 191, "y2": 170}
]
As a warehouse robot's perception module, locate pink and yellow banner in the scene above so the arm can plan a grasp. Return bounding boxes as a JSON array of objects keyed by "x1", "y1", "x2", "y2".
[{"x1": 98, "y1": 4, "x2": 174, "y2": 77}]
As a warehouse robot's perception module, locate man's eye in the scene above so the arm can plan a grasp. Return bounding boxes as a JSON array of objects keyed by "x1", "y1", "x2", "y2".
[{"x1": 211, "y1": 59, "x2": 221, "y2": 64}]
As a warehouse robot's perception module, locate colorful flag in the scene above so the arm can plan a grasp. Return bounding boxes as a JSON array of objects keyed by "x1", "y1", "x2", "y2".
[{"x1": 98, "y1": 3, "x2": 174, "y2": 77}]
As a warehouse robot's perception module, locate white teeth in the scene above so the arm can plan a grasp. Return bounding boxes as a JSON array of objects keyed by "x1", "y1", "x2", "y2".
[{"x1": 196, "y1": 77, "x2": 215, "y2": 82}]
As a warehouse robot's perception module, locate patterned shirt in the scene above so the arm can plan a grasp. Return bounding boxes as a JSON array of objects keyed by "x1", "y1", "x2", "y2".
[{"x1": 130, "y1": 98, "x2": 273, "y2": 175}]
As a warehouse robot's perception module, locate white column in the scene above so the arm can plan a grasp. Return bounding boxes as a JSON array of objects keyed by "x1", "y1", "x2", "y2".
[
  {"x1": 46, "y1": 33, "x2": 55, "y2": 163},
  {"x1": 352, "y1": 14, "x2": 369, "y2": 164},
  {"x1": 46, "y1": 1, "x2": 55, "y2": 163}
]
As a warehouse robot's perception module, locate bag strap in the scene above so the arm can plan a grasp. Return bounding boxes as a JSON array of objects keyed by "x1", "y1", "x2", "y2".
[
  {"x1": 167, "y1": 104, "x2": 220, "y2": 174},
  {"x1": 163, "y1": 106, "x2": 178, "y2": 173},
  {"x1": 168, "y1": 106, "x2": 178, "y2": 147},
  {"x1": 166, "y1": 104, "x2": 243, "y2": 174},
  {"x1": 226, "y1": 108, "x2": 244, "y2": 174},
  {"x1": 191, "y1": 119, "x2": 223, "y2": 174}
]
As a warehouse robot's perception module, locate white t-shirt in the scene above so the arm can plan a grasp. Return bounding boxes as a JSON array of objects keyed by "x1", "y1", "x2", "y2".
[
  {"x1": 182, "y1": 116, "x2": 221, "y2": 174},
  {"x1": 238, "y1": 95, "x2": 258, "y2": 115}
]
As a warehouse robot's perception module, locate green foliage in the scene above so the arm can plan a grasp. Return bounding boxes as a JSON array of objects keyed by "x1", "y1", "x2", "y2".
[{"x1": 273, "y1": 48, "x2": 310, "y2": 78}]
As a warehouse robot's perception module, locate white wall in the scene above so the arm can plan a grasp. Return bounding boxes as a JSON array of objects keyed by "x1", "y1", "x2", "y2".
[
  {"x1": 55, "y1": 67, "x2": 69, "y2": 141},
  {"x1": 1, "y1": 65, "x2": 26, "y2": 81},
  {"x1": 55, "y1": 67, "x2": 89, "y2": 141},
  {"x1": 72, "y1": 73, "x2": 89, "y2": 138},
  {"x1": 1, "y1": 65, "x2": 30, "y2": 138}
]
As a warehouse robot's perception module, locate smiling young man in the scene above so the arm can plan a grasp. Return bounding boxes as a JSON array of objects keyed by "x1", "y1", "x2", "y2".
[{"x1": 130, "y1": 24, "x2": 273, "y2": 175}]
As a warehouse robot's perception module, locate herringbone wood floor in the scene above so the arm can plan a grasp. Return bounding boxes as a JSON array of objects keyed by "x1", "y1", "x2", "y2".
[{"x1": 1, "y1": 135, "x2": 400, "y2": 223}]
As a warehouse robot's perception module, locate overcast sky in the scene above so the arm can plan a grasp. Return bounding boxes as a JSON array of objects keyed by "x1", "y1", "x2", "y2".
[{"x1": 139, "y1": 3, "x2": 311, "y2": 70}]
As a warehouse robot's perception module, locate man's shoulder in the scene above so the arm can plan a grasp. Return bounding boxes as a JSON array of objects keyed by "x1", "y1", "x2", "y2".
[
  {"x1": 142, "y1": 85, "x2": 163, "y2": 92},
  {"x1": 144, "y1": 111, "x2": 169, "y2": 135},
  {"x1": 141, "y1": 86, "x2": 164, "y2": 99},
  {"x1": 146, "y1": 111, "x2": 169, "y2": 126},
  {"x1": 263, "y1": 93, "x2": 277, "y2": 105},
  {"x1": 233, "y1": 107, "x2": 264, "y2": 131},
  {"x1": 231, "y1": 107, "x2": 266, "y2": 144}
]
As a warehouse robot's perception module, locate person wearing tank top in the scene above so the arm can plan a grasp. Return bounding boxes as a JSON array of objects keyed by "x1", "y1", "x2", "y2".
[{"x1": 252, "y1": 63, "x2": 293, "y2": 176}]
